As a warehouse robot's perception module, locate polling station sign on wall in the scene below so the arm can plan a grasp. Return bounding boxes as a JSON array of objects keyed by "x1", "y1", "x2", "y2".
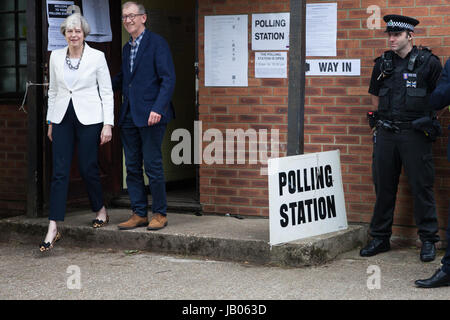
[
  {"x1": 268, "y1": 150, "x2": 348, "y2": 245},
  {"x1": 252, "y1": 12, "x2": 289, "y2": 51}
]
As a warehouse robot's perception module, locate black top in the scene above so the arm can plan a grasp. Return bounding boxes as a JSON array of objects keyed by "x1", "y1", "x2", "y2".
[{"x1": 369, "y1": 49, "x2": 442, "y2": 97}]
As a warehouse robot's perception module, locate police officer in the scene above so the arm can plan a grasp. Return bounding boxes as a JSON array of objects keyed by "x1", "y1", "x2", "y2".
[
  {"x1": 360, "y1": 15, "x2": 443, "y2": 261},
  {"x1": 415, "y1": 59, "x2": 450, "y2": 288}
]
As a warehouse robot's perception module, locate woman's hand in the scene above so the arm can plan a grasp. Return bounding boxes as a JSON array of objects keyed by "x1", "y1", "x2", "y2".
[
  {"x1": 47, "y1": 124, "x2": 53, "y2": 142},
  {"x1": 100, "y1": 124, "x2": 112, "y2": 145}
]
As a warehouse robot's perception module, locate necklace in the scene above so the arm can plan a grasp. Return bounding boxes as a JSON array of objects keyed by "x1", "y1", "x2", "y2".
[{"x1": 66, "y1": 44, "x2": 85, "y2": 70}]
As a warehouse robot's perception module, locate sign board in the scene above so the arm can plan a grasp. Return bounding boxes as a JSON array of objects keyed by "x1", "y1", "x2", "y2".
[
  {"x1": 205, "y1": 15, "x2": 248, "y2": 87},
  {"x1": 46, "y1": 0, "x2": 74, "y2": 51},
  {"x1": 306, "y1": 3, "x2": 337, "y2": 56},
  {"x1": 268, "y1": 150, "x2": 348, "y2": 245},
  {"x1": 252, "y1": 12, "x2": 289, "y2": 51},
  {"x1": 305, "y1": 59, "x2": 360, "y2": 76},
  {"x1": 255, "y1": 52, "x2": 287, "y2": 78}
]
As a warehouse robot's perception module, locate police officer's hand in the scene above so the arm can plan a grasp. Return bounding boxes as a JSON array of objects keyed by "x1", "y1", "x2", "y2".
[{"x1": 148, "y1": 111, "x2": 161, "y2": 126}]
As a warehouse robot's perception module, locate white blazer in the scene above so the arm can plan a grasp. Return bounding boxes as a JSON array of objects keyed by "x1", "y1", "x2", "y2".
[{"x1": 47, "y1": 43, "x2": 114, "y2": 126}]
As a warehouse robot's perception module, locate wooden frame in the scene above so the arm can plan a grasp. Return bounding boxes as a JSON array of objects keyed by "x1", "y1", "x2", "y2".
[
  {"x1": 26, "y1": 0, "x2": 44, "y2": 217},
  {"x1": 287, "y1": 0, "x2": 306, "y2": 156}
]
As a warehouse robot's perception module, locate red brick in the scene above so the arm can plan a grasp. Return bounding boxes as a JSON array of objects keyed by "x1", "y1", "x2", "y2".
[
  {"x1": 239, "y1": 97, "x2": 260, "y2": 104},
  {"x1": 261, "y1": 79, "x2": 285, "y2": 87}
]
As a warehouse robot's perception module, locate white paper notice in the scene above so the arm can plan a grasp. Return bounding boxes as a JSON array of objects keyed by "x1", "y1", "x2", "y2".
[
  {"x1": 306, "y1": 3, "x2": 337, "y2": 56},
  {"x1": 47, "y1": 0, "x2": 74, "y2": 51},
  {"x1": 255, "y1": 52, "x2": 287, "y2": 78},
  {"x1": 306, "y1": 59, "x2": 361, "y2": 76},
  {"x1": 82, "y1": 0, "x2": 112, "y2": 42},
  {"x1": 204, "y1": 15, "x2": 248, "y2": 87},
  {"x1": 252, "y1": 13, "x2": 290, "y2": 51}
]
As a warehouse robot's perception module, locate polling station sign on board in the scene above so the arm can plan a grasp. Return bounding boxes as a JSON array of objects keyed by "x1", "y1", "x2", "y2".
[{"x1": 268, "y1": 150, "x2": 348, "y2": 245}]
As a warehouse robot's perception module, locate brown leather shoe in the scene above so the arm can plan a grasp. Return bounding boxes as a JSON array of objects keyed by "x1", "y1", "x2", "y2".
[
  {"x1": 117, "y1": 213, "x2": 148, "y2": 230},
  {"x1": 147, "y1": 213, "x2": 168, "y2": 231}
]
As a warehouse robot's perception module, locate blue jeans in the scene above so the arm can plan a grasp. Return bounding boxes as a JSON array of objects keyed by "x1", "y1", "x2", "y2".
[
  {"x1": 120, "y1": 109, "x2": 167, "y2": 217},
  {"x1": 49, "y1": 100, "x2": 104, "y2": 221}
]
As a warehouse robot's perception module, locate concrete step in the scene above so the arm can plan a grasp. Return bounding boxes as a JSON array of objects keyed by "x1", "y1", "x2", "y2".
[{"x1": 0, "y1": 209, "x2": 369, "y2": 267}]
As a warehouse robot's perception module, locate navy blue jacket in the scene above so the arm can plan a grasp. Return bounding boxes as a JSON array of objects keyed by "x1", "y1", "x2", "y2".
[
  {"x1": 429, "y1": 58, "x2": 450, "y2": 160},
  {"x1": 113, "y1": 30, "x2": 176, "y2": 127}
]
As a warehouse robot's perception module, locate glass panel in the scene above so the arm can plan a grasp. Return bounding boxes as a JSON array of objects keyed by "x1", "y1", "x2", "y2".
[
  {"x1": 0, "y1": 40, "x2": 15, "y2": 66},
  {"x1": 18, "y1": 0, "x2": 27, "y2": 11},
  {"x1": 0, "y1": 1, "x2": 14, "y2": 12},
  {"x1": 19, "y1": 67, "x2": 26, "y2": 92},
  {"x1": 19, "y1": 40, "x2": 26, "y2": 65},
  {"x1": 0, "y1": 68, "x2": 16, "y2": 94},
  {"x1": 0, "y1": 13, "x2": 15, "y2": 39},
  {"x1": 19, "y1": 13, "x2": 26, "y2": 38}
]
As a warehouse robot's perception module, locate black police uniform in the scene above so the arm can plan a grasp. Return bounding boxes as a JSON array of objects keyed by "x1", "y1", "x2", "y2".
[
  {"x1": 414, "y1": 59, "x2": 450, "y2": 288},
  {"x1": 428, "y1": 59, "x2": 450, "y2": 274},
  {"x1": 367, "y1": 16, "x2": 442, "y2": 244}
]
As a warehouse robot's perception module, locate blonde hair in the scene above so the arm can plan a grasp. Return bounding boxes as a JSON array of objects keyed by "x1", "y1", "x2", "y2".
[{"x1": 60, "y1": 13, "x2": 91, "y2": 37}]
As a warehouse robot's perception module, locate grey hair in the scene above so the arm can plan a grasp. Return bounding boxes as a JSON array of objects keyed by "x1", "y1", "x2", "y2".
[
  {"x1": 122, "y1": 1, "x2": 147, "y2": 14},
  {"x1": 60, "y1": 13, "x2": 91, "y2": 37}
]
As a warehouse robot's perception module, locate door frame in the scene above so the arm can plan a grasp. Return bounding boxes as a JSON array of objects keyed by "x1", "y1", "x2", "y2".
[{"x1": 26, "y1": 0, "x2": 123, "y2": 217}]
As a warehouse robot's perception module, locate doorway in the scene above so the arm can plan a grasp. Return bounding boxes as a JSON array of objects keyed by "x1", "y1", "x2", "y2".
[{"x1": 116, "y1": 0, "x2": 199, "y2": 212}]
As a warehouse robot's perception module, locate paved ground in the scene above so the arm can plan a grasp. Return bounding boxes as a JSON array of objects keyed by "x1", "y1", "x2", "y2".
[
  {"x1": 0, "y1": 239, "x2": 448, "y2": 300},
  {"x1": 0, "y1": 210, "x2": 368, "y2": 267}
]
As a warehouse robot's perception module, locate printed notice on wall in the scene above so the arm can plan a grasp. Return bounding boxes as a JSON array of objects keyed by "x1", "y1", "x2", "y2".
[
  {"x1": 306, "y1": 59, "x2": 360, "y2": 76},
  {"x1": 252, "y1": 13, "x2": 289, "y2": 51},
  {"x1": 82, "y1": 0, "x2": 112, "y2": 42},
  {"x1": 306, "y1": 3, "x2": 337, "y2": 56},
  {"x1": 47, "y1": 0, "x2": 74, "y2": 51},
  {"x1": 255, "y1": 52, "x2": 287, "y2": 78},
  {"x1": 268, "y1": 150, "x2": 348, "y2": 245},
  {"x1": 204, "y1": 15, "x2": 248, "y2": 87}
]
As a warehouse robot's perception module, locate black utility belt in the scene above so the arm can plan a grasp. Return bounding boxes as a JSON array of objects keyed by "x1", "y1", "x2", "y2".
[
  {"x1": 376, "y1": 120, "x2": 412, "y2": 132},
  {"x1": 376, "y1": 117, "x2": 442, "y2": 142},
  {"x1": 390, "y1": 121, "x2": 412, "y2": 130}
]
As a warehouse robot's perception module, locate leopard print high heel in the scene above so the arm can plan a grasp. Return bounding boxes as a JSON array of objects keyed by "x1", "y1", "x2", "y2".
[
  {"x1": 39, "y1": 232, "x2": 61, "y2": 252},
  {"x1": 92, "y1": 214, "x2": 110, "y2": 228}
]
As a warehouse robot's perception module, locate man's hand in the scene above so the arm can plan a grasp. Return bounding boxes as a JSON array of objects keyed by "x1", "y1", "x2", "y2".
[
  {"x1": 100, "y1": 125, "x2": 113, "y2": 145},
  {"x1": 148, "y1": 111, "x2": 161, "y2": 126}
]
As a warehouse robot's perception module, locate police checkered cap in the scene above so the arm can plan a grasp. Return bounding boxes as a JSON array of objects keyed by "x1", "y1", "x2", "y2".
[{"x1": 383, "y1": 14, "x2": 419, "y2": 32}]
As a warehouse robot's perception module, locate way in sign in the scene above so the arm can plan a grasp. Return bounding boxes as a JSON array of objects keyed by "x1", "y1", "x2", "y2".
[{"x1": 318, "y1": 61, "x2": 353, "y2": 73}]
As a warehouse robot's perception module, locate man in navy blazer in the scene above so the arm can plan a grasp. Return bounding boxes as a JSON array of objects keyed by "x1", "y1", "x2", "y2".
[
  {"x1": 415, "y1": 58, "x2": 450, "y2": 288},
  {"x1": 113, "y1": 1, "x2": 175, "y2": 231}
]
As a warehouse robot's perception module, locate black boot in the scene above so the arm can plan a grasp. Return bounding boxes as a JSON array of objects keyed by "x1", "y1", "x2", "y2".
[
  {"x1": 360, "y1": 238, "x2": 390, "y2": 257},
  {"x1": 415, "y1": 268, "x2": 450, "y2": 288},
  {"x1": 420, "y1": 241, "x2": 436, "y2": 262}
]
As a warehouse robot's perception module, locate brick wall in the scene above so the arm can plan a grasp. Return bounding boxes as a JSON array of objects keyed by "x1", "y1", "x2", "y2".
[
  {"x1": 0, "y1": 104, "x2": 28, "y2": 218},
  {"x1": 198, "y1": 0, "x2": 450, "y2": 242}
]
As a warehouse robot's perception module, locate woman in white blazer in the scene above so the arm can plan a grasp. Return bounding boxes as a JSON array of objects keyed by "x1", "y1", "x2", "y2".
[{"x1": 40, "y1": 13, "x2": 114, "y2": 251}]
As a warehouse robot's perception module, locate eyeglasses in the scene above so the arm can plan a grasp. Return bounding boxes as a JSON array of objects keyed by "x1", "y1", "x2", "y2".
[{"x1": 121, "y1": 13, "x2": 144, "y2": 21}]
